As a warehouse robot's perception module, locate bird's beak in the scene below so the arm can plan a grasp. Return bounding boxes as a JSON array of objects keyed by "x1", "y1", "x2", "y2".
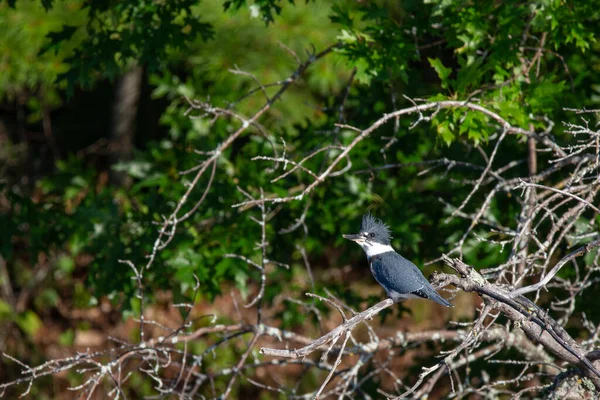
[{"x1": 343, "y1": 233, "x2": 364, "y2": 242}]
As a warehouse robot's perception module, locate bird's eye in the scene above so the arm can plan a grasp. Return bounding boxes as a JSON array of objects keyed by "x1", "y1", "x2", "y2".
[{"x1": 369, "y1": 232, "x2": 375, "y2": 238}]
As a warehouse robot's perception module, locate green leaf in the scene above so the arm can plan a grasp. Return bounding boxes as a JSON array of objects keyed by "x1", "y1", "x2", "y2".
[
  {"x1": 436, "y1": 121, "x2": 455, "y2": 146},
  {"x1": 112, "y1": 161, "x2": 153, "y2": 179},
  {"x1": 40, "y1": 25, "x2": 78, "y2": 55},
  {"x1": 16, "y1": 311, "x2": 42, "y2": 338},
  {"x1": 37, "y1": 288, "x2": 59, "y2": 309},
  {"x1": 58, "y1": 255, "x2": 75, "y2": 274},
  {"x1": 428, "y1": 57, "x2": 452, "y2": 89},
  {"x1": 59, "y1": 329, "x2": 75, "y2": 346},
  {"x1": 0, "y1": 300, "x2": 13, "y2": 320}
]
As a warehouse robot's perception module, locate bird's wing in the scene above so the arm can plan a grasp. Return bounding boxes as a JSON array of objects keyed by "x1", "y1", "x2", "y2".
[
  {"x1": 371, "y1": 252, "x2": 452, "y2": 307},
  {"x1": 370, "y1": 252, "x2": 428, "y2": 295}
]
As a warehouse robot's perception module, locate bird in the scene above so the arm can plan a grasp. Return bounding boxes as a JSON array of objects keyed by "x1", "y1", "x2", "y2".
[{"x1": 343, "y1": 213, "x2": 452, "y2": 307}]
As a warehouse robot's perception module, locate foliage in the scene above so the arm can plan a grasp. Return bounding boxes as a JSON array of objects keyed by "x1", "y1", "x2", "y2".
[
  {"x1": 2, "y1": 0, "x2": 600, "y2": 398},
  {"x1": 0, "y1": 0, "x2": 86, "y2": 112}
]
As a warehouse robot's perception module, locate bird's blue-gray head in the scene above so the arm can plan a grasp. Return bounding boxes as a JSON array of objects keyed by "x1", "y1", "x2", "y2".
[{"x1": 343, "y1": 214, "x2": 393, "y2": 255}]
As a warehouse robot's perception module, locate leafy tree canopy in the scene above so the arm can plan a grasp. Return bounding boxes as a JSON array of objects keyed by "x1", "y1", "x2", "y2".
[{"x1": 2, "y1": 1, "x2": 600, "y2": 396}]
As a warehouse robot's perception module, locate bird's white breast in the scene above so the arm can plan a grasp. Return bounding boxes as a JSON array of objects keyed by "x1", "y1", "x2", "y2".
[{"x1": 360, "y1": 242, "x2": 394, "y2": 257}]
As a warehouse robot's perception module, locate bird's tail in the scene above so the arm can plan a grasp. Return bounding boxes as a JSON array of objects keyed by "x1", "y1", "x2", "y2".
[{"x1": 429, "y1": 288, "x2": 452, "y2": 307}]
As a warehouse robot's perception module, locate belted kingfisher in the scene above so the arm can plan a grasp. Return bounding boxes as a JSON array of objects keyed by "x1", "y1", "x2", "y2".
[{"x1": 343, "y1": 214, "x2": 452, "y2": 307}]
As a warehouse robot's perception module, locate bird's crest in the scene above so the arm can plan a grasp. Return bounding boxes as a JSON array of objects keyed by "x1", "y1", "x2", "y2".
[{"x1": 361, "y1": 213, "x2": 392, "y2": 241}]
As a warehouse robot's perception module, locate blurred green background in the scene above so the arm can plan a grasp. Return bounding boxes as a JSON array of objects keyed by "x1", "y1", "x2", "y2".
[{"x1": 1, "y1": 0, "x2": 600, "y2": 397}]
